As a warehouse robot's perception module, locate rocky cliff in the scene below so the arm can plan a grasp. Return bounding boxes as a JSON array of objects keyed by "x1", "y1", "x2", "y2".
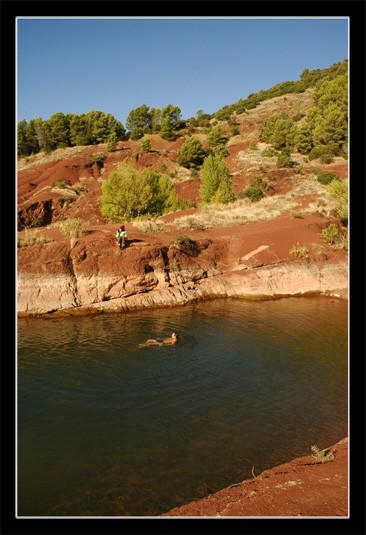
[{"x1": 17, "y1": 213, "x2": 348, "y2": 316}]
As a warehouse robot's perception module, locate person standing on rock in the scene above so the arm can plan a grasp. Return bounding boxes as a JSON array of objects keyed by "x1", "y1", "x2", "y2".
[{"x1": 116, "y1": 225, "x2": 128, "y2": 249}]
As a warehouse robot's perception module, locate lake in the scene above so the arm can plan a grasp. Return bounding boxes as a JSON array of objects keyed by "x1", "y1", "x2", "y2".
[{"x1": 17, "y1": 296, "x2": 348, "y2": 516}]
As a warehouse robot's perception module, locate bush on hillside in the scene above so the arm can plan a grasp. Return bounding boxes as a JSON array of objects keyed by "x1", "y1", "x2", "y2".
[
  {"x1": 328, "y1": 179, "x2": 348, "y2": 223},
  {"x1": 316, "y1": 172, "x2": 340, "y2": 185},
  {"x1": 240, "y1": 185, "x2": 265, "y2": 202},
  {"x1": 101, "y1": 158, "x2": 188, "y2": 222},
  {"x1": 207, "y1": 125, "x2": 227, "y2": 147},
  {"x1": 261, "y1": 147, "x2": 279, "y2": 158},
  {"x1": 177, "y1": 136, "x2": 208, "y2": 169},
  {"x1": 199, "y1": 154, "x2": 234, "y2": 204},
  {"x1": 141, "y1": 138, "x2": 151, "y2": 152},
  {"x1": 276, "y1": 152, "x2": 294, "y2": 168}
]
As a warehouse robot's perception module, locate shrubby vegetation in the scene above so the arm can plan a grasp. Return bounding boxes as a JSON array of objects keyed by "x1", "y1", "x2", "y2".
[
  {"x1": 259, "y1": 112, "x2": 296, "y2": 150},
  {"x1": 316, "y1": 172, "x2": 340, "y2": 185},
  {"x1": 259, "y1": 61, "x2": 348, "y2": 159},
  {"x1": 239, "y1": 175, "x2": 273, "y2": 202},
  {"x1": 319, "y1": 177, "x2": 348, "y2": 250},
  {"x1": 213, "y1": 59, "x2": 347, "y2": 119},
  {"x1": 207, "y1": 125, "x2": 227, "y2": 147},
  {"x1": 125, "y1": 103, "x2": 183, "y2": 141},
  {"x1": 177, "y1": 137, "x2": 209, "y2": 169},
  {"x1": 199, "y1": 154, "x2": 235, "y2": 204},
  {"x1": 100, "y1": 158, "x2": 189, "y2": 222}
]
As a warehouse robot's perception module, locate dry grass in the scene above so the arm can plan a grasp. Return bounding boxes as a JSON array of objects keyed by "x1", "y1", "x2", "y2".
[
  {"x1": 173, "y1": 176, "x2": 335, "y2": 230},
  {"x1": 174, "y1": 194, "x2": 297, "y2": 230},
  {"x1": 17, "y1": 145, "x2": 88, "y2": 171},
  {"x1": 132, "y1": 219, "x2": 167, "y2": 233},
  {"x1": 17, "y1": 229, "x2": 54, "y2": 247}
]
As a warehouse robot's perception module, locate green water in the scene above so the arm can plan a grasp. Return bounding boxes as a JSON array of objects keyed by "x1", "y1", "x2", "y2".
[{"x1": 17, "y1": 297, "x2": 348, "y2": 517}]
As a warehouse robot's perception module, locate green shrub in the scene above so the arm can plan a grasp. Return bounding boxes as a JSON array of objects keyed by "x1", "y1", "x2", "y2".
[
  {"x1": 249, "y1": 139, "x2": 258, "y2": 150},
  {"x1": 308, "y1": 144, "x2": 340, "y2": 161},
  {"x1": 320, "y1": 223, "x2": 347, "y2": 250},
  {"x1": 54, "y1": 178, "x2": 67, "y2": 188},
  {"x1": 212, "y1": 144, "x2": 229, "y2": 159},
  {"x1": 317, "y1": 172, "x2": 339, "y2": 185},
  {"x1": 199, "y1": 154, "x2": 234, "y2": 204},
  {"x1": 240, "y1": 185, "x2": 265, "y2": 202},
  {"x1": 259, "y1": 111, "x2": 294, "y2": 150},
  {"x1": 177, "y1": 136, "x2": 208, "y2": 169},
  {"x1": 261, "y1": 147, "x2": 278, "y2": 158},
  {"x1": 276, "y1": 152, "x2": 293, "y2": 168},
  {"x1": 141, "y1": 138, "x2": 151, "y2": 153},
  {"x1": 129, "y1": 128, "x2": 144, "y2": 141},
  {"x1": 328, "y1": 179, "x2": 348, "y2": 223},
  {"x1": 107, "y1": 133, "x2": 118, "y2": 152},
  {"x1": 101, "y1": 159, "x2": 152, "y2": 221},
  {"x1": 319, "y1": 153, "x2": 334, "y2": 164},
  {"x1": 207, "y1": 125, "x2": 227, "y2": 147},
  {"x1": 290, "y1": 243, "x2": 310, "y2": 259}
]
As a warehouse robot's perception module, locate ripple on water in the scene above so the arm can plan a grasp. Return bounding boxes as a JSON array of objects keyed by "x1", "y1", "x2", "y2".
[{"x1": 17, "y1": 297, "x2": 348, "y2": 516}]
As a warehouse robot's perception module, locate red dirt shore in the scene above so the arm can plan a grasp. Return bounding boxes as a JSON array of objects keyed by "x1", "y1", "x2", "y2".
[{"x1": 161, "y1": 438, "x2": 348, "y2": 517}]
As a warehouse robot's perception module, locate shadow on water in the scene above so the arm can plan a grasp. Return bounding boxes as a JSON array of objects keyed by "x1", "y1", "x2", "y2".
[{"x1": 17, "y1": 297, "x2": 348, "y2": 516}]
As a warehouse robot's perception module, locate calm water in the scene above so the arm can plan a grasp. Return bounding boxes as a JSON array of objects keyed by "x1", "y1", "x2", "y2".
[{"x1": 17, "y1": 297, "x2": 348, "y2": 517}]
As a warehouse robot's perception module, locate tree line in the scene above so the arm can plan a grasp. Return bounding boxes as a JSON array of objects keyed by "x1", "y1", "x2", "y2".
[
  {"x1": 18, "y1": 59, "x2": 347, "y2": 158},
  {"x1": 17, "y1": 110, "x2": 126, "y2": 157},
  {"x1": 17, "y1": 104, "x2": 185, "y2": 157}
]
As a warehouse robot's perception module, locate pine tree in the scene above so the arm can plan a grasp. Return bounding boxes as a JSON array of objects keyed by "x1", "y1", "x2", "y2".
[
  {"x1": 159, "y1": 104, "x2": 181, "y2": 141},
  {"x1": 312, "y1": 103, "x2": 347, "y2": 147},
  {"x1": 160, "y1": 115, "x2": 175, "y2": 141},
  {"x1": 294, "y1": 124, "x2": 313, "y2": 154},
  {"x1": 207, "y1": 125, "x2": 226, "y2": 147},
  {"x1": 35, "y1": 118, "x2": 53, "y2": 153},
  {"x1": 177, "y1": 137, "x2": 208, "y2": 169},
  {"x1": 107, "y1": 132, "x2": 118, "y2": 152},
  {"x1": 17, "y1": 120, "x2": 29, "y2": 156},
  {"x1": 126, "y1": 104, "x2": 151, "y2": 133},
  {"x1": 260, "y1": 112, "x2": 293, "y2": 150},
  {"x1": 199, "y1": 154, "x2": 233, "y2": 204},
  {"x1": 49, "y1": 112, "x2": 70, "y2": 148},
  {"x1": 141, "y1": 138, "x2": 151, "y2": 153}
]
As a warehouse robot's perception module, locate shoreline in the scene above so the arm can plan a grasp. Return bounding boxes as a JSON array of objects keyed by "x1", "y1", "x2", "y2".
[
  {"x1": 17, "y1": 287, "x2": 348, "y2": 319},
  {"x1": 17, "y1": 257, "x2": 348, "y2": 318},
  {"x1": 161, "y1": 437, "x2": 348, "y2": 517}
]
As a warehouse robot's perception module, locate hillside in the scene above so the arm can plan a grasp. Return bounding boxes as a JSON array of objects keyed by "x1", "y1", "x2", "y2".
[
  {"x1": 17, "y1": 82, "x2": 349, "y2": 517},
  {"x1": 17, "y1": 86, "x2": 348, "y2": 316}
]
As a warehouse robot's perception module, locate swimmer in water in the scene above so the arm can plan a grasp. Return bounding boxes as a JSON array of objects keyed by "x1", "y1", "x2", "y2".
[{"x1": 145, "y1": 333, "x2": 178, "y2": 346}]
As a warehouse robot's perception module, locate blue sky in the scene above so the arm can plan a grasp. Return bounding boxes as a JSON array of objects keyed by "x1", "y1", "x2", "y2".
[{"x1": 17, "y1": 17, "x2": 348, "y2": 127}]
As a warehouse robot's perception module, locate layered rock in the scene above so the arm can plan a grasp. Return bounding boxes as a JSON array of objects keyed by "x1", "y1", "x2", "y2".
[{"x1": 17, "y1": 234, "x2": 348, "y2": 316}]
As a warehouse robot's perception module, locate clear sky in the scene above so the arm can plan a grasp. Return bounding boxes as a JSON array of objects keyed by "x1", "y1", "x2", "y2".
[{"x1": 17, "y1": 17, "x2": 348, "y2": 127}]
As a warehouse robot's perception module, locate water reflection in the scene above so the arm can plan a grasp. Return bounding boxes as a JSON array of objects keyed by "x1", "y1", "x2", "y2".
[{"x1": 18, "y1": 297, "x2": 348, "y2": 516}]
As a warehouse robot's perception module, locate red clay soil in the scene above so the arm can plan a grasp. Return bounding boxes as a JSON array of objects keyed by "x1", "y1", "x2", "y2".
[{"x1": 161, "y1": 438, "x2": 348, "y2": 517}]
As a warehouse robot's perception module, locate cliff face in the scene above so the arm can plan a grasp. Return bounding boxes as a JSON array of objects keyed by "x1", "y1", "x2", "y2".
[{"x1": 17, "y1": 221, "x2": 348, "y2": 316}]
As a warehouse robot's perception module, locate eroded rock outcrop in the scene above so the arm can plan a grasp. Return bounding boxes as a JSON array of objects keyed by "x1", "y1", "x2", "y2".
[{"x1": 17, "y1": 233, "x2": 348, "y2": 316}]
